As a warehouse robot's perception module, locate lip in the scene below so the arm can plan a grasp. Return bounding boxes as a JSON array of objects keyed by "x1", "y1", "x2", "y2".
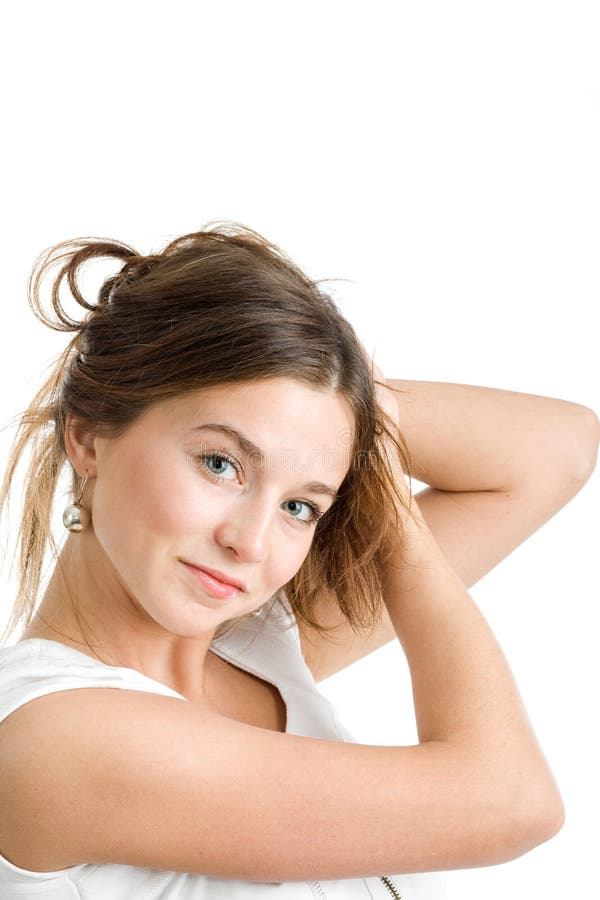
[
  {"x1": 181, "y1": 561, "x2": 246, "y2": 600},
  {"x1": 190, "y1": 564, "x2": 246, "y2": 591}
]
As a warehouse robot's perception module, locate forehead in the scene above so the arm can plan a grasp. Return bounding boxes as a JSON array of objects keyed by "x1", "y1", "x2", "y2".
[{"x1": 148, "y1": 377, "x2": 356, "y2": 479}]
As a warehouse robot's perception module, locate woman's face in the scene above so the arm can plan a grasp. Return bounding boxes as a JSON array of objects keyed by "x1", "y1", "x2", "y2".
[{"x1": 86, "y1": 377, "x2": 354, "y2": 636}]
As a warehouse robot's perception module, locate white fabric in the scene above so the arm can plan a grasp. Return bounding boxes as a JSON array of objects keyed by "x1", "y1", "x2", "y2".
[{"x1": 0, "y1": 595, "x2": 448, "y2": 898}]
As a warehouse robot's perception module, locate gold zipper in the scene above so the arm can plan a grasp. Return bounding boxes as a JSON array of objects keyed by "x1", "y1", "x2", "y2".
[
  {"x1": 310, "y1": 875, "x2": 402, "y2": 898},
  {"x1": 379, "y1": 874, "x2": 403, "y2": 898}
]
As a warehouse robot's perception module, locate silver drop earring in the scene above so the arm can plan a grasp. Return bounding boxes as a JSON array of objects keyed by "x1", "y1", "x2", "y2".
[{"x1": 62, "y1": 475, "x2": 89, "y2": 532}]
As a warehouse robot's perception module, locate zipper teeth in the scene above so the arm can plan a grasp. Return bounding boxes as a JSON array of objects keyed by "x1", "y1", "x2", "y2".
[
  {"x1": 310, "y1": 876, "x2": 402, "y2": 898},
  {"x1": 379, "y1": 875, "x2": 403, "y2": 899}
]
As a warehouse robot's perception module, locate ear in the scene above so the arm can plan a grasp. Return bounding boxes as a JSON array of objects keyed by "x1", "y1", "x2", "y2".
[{"x1": 64, "y1": 415, "x2": 99, "y2": 479}]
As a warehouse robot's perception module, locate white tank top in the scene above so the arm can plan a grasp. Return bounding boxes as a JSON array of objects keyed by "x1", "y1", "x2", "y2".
[{"x1": 0, "y1": 596, "x2": 448, "y2": 899}]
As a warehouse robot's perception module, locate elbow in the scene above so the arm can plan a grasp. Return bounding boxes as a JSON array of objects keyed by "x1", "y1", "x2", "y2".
[
  {"x1": 499, "y1": 775, "x2": 565, "y2": 862},
  {"x1": 517, "y1": 791, "x2": 565, "y2": 856},
  {"x1": 566, "y1": 404, "x2": 600, "y2": 486},
  {"x1": 538, "y1": 404, "x2": 600, "y2": 504}
]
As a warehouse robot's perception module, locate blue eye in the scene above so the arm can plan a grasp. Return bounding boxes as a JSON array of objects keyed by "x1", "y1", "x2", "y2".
[
  {"x1": 282, "y1": 499, "x2": 323, "y2": 527},
  {"x1": 199, "y1": 452, "x2": 239, "y2": 481}
]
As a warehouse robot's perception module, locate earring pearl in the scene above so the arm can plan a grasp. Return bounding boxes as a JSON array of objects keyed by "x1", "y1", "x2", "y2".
[{"x1": 63, "y1": 475, "x2": 89, "y2": 532}]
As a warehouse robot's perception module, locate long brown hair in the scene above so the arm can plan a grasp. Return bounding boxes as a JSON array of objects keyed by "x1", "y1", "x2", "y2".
[{"x1": 0, "y1": 221, "x2": 412, "y2": 647}]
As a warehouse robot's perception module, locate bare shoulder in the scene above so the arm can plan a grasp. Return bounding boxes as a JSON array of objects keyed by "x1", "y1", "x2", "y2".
[{"x1": 0, "y1": 686, "x2": 557, "y2": 882}]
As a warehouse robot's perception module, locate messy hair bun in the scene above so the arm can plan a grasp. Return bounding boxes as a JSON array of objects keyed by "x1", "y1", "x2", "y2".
[{"x1": 28, "y1": 238, "x2": 141, "y2": 331}]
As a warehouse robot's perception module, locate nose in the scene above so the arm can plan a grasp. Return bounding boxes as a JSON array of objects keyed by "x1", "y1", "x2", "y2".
[{"x1": 214, "y1": 495, "x2": 272, "y2": 563}]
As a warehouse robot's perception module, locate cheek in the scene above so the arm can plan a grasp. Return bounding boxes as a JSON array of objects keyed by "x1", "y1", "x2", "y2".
[
  {"x1": 268, "y1": 541, "x2": 311, "y2": 593},
  {"x1": 91, "y1": 451, "x2": 186, "y2": 552}
]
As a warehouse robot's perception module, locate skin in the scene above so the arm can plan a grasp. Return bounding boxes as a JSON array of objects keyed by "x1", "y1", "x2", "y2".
[{"x1": 25, "y1": 377, "x2": 354, "y2": 702}]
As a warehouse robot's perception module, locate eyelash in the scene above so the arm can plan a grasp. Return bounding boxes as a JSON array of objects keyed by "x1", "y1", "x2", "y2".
[{"x1": 194, "y1": 452, "x2": 325, "y2": 528}]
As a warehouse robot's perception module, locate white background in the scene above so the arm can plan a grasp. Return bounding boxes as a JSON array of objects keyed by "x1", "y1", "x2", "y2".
[{"x1": 1, "y1": 2, "x2": 598, "y2": 897}]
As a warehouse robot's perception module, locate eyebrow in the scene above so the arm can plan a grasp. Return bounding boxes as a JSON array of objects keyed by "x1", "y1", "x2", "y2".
[{"x1": 191, "y1": 423, "x2": 340, "y2": 500}]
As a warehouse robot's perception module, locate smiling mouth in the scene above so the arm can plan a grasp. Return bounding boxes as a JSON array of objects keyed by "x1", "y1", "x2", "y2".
[{"x1": 181, "y1": 561, "x2": 243, "y2": 601}]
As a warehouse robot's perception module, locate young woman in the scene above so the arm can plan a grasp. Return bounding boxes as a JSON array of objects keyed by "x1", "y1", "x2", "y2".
[{"x1": 0, "y1": 222, "x2": 597, "y2": 899}]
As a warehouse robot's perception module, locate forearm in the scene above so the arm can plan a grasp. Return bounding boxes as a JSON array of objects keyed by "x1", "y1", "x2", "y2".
[
  {"x1": 387, "y1": 379, "x2": 599, "y2": 492},
  {"x1": 384, "y1": 499, "x2": 563, "y2": 823}
]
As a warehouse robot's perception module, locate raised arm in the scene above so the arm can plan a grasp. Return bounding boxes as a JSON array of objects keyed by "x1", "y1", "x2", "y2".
[
  {"x1": 386, "y1": 378, "x2": 600, "y2": 587},
  {"x1": 372, "y1": 375, "x2": 570, "y2": 860},
  {"x1": 378, "y1": 485, "x2": 565, "y2": 866}
]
